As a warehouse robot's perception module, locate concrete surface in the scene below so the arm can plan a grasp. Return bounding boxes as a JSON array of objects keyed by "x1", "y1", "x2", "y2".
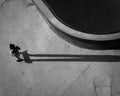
[{"x1": 0, "y1": 0, "x2": 120, "y2": 96}]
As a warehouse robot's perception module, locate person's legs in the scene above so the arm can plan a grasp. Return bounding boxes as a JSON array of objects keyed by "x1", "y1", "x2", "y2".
[
  {"x1": 17, "y1": 59, "x2": 24, "y2": 62},
  {"x1": 14, "y1": 53, "x2": 23, "y2": 62}
]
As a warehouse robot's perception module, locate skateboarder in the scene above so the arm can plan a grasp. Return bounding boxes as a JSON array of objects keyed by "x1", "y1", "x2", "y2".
[{"x1": 9, "y1": 44, "x2": 23, "y2": 62}]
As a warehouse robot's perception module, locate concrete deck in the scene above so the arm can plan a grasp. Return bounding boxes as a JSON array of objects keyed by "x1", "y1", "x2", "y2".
[{"x1": 0, "y1": 0, "x2": 120, "y2": 96}]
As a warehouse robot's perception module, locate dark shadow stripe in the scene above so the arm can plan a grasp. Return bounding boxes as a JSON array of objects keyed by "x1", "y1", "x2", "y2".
[
  {"x1": 22, "y1": 51, "x2": 120, "y2": 63},
  {"x1": 30, "y1": 56, "x2": 120, "y2": 62},
  {"x1": 49, "y1": 21, "x2": 120, "y2": 50}
]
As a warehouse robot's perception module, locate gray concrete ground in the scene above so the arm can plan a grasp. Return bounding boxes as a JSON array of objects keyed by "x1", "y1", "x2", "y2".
[{"x1": 0, "y1": 0, "x2": 120, "y2": 96}]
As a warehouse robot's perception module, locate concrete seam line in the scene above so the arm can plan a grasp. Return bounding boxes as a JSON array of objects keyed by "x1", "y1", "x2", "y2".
[{"x1": 60, "y1": 63, "x2": 93, "y2": 96}]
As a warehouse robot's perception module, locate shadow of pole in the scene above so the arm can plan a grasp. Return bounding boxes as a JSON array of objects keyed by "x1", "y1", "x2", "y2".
[{"x1": 21, "y1": 50, "x2": 120, "y2": 64}]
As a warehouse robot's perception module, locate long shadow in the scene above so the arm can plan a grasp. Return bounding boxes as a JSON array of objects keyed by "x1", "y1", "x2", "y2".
[
  {"x1": 21, "y1": 50, "x2": 120, "y2": 63},
  {"x1": 29, "y1": 54, "x2": 92, "y2": 57}
]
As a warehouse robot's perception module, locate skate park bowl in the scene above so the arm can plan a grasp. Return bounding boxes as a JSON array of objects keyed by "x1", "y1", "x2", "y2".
[
  {"x1": 32, "y1": 0, "x2": 120, "y2": 50},
  {"x1": 1, "y1": 0, "x2": 120, "y2": 96}
]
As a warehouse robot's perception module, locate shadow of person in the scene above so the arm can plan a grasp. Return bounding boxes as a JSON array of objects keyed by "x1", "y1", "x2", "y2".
[
  {"x1": 21, "y1": 50, "x2": 32, "y2": 63},
  {"x1": 21, "y1": 50, "x2": 120, "y2": 63}
]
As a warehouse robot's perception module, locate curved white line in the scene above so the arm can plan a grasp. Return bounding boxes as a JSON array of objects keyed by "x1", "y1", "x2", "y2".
[{"x1": 34, "y1": 0, "x2": 120, "y2": 41}]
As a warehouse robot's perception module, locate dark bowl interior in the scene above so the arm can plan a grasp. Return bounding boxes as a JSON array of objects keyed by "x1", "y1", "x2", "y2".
[{"x1": 43, "y1": 0, "x2": 120, "y2": 34}]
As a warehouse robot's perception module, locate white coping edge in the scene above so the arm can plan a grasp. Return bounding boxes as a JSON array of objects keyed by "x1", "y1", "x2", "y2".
[{"x1": 34, "y1": 0, "x2": 120, "y2": 41}]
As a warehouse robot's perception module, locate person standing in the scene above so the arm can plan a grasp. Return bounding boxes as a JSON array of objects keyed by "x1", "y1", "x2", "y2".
[{"x1": 9, "y1": 44, "x2": 23, "y2": 62}]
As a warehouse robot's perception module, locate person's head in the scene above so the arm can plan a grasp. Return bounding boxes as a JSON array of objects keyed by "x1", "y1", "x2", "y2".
[{"x1": 9, "y1": 44, "x2": 16, "y2": 50}]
